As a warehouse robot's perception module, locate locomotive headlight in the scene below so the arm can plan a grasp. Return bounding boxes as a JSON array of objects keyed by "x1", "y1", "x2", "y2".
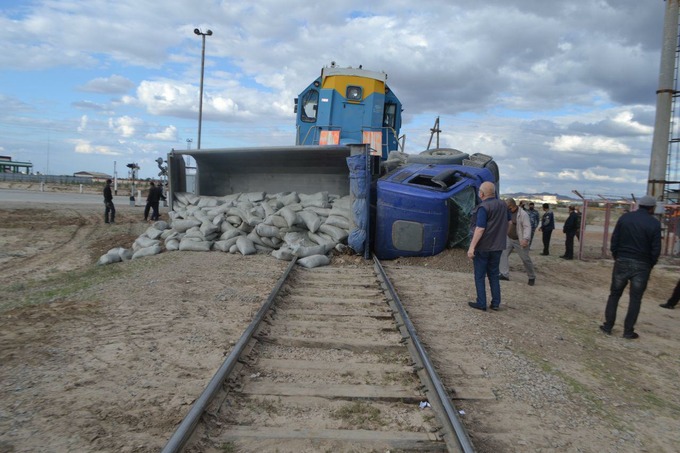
[{"x1": 346, "y1": 86, "x2": 363, "y2": 101}]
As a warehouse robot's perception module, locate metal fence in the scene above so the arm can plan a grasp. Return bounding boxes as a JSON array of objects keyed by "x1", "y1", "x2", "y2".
[{"x1": 0, "y1": 173, "x2": 93, "y2": 184}]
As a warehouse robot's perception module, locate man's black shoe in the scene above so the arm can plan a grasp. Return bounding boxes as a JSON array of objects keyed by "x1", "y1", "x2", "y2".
[
  {"x1": 623, "y1": 332, "x2": 639, "y2": 340},
  {"x1": 499, "y1": 275, "x2": 510, "y2": 281},
  {"x1": 468, "y1": 302, "x2": 486, "y2": 311},
  {"x1": 599, "y1": 325, "x2": 611, "y2": 335},
  {"x1": 659, "y1": 303, "x2": 676, "y2": 309},
  {"x1": 528, "y1": 278, "x2": 535, "y2": 286},
  {"x1": 561, "y1": 256, "x2": 572, "y2": 260},
  {"x1": 540, "y1": 252, "x2": 549, "y2": 256},
  {"x1": 490, "y1": 305, "x2": 499, "y2": 311}
]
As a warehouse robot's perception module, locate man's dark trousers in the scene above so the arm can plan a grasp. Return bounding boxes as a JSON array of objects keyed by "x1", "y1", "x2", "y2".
[{"x1": 604, "y1": 258, "x2": 651, "y2": 335}]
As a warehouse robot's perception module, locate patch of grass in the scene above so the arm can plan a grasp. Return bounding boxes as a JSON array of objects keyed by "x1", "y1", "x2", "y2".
[
  {"x1": 331, "y1": 401, "x2": 384, "y2": 428},
  {"x1": 0, "y1": 261, "x2": 130, "y2": 313},
  {"x1": 221, "y1": 442, "x2": 236, "y2": 453}
]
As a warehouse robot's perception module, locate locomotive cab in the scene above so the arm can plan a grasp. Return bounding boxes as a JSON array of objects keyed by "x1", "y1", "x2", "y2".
[{"x1": 295, "y1": 64, "x2": 402, "y2": 159}]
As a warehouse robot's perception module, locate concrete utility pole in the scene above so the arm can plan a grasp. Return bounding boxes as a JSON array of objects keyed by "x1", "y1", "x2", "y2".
[{"x1": 648, "y1": 0, "x2": 679, "y2": 199}]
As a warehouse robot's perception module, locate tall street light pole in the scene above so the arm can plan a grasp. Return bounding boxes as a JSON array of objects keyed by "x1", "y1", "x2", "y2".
[{"x1": 194, "y1": 28, "x2": 212, "y2": 150}]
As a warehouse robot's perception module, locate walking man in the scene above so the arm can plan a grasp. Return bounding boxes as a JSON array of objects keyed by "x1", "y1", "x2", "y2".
[
  {"x1": 659, "y1": 278, "x2": 680, "y2": 309},
  {"x1": 143, "y1": 181, "x2": 166, "y2": 221},
  {"x1": 466, "y1": 182, "x2": 511, "y2": 311},
  {"x1": 499, "y1": 198, "x2": 537, "y2": 286},
  {"x1": 600, "y1": 195, "x2": 661, "y2": 339},
  {"x1": 103, "y1": 178, "x2": 115, "y2": 224},
  {"x1": 539, "y1": 203, "x2": 555, "y2": 255}
]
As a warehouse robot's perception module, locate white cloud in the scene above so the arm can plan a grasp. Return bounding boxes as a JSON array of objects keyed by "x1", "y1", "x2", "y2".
[
  {"x1": 108, "y1": 116, "x2": 142, "y2": 138},
  {"x1": 546, "y1": 135, "x2": 630, "y2": 154},
  {"x1": 145, "y1": 125, "x2": 178, "y2": 141},
  {"x1": 70, "y1": 139, "x2": 122, "y2": 156}
]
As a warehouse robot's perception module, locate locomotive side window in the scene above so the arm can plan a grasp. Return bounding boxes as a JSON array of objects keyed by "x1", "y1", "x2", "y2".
[
  {"x1": 384, "y1": 103, "x2": 397, "y2": 128},
  {"x1": 301, "y1": 90, "x2": 319, "y2": 123},
  {"x1": 346, "y1": 86, "x2": 363, "y2": 102}
]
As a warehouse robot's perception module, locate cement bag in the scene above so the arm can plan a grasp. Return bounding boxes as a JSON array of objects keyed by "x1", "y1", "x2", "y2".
[
  {"x1": 324, "y1": 215, "x2": 350, "y2": 230},
  {"x1": 145, "y1": 227, "x2": 164, "y2": 240},
  {"x1": 246, "y1": 231, "x2": 268, "y2": 247},
  {"x1": 172, "y1": 219, "x2": 201, "y2": 233},
  {"x1": 305, "y1": 206, "x2": 331, "y2": 217},
  {"x1": 255, "y1": 223, "x2": 280, "y2": 238},
  {"x1": 114, "y1": 247, "x2": 133, "y2": 261},
  {"x1": 152, "y1": 220, "x2": 169, "y2": 231},
  {"x1": 97, "y1": 252, "x2": 121, "y2": 265},
  {"x1": 165, "y1": 238, "x2": 180, "y2": 251},
  {"x1": 261, "y1": 201, "x2": 275, "y2": 217},
  {"x1": 214, "y1": 236, "x2": 239, "y2": 252},
  {"x1": 308, "y1": 232, "x2": 336, "y2": 248},
  {"x1": 299, "y1": 191, "x2": 330, "y2": 208},
  {"x1": 200, "y1": 221, "x2": 220, "y2": 237},
  {"x1": 220, "y1": 228, "x2": 241, "y2": 241},
  {"x1": 255, "y1": 244, "x2": 274, "y2": 253},
  {"x1": 283, "y1": 231, "x2": 314, "y2": 247},
  {"x1": 132, "y1": 245, "x2": 162, "y2": 260},
  {"x1": 272, "y1": 246, "x2": 295, "y2": 261},
  {"x1": 298, "y1": 210, "x2": 321, "y2": 233},
  {"x1": 217, "y1": 193, "x2": 241, "y2": 205},
  {"x1": 179, "y1": 239, "x2": 213, "y2": 252},
  {"x1": 160, "y1": 229, "x2": 177, "y2": 240},
  {"x1": 245, "y1": 211, "x2": 264, "y2": 227},
  {"x1": 135, "y1": 236, "x2": 161, "y2": 249},
  {"x1": 277, "y1": 207, "x2": 298, "y2": 227},
  {"x1": 278, "y1": 192, "x2": 300, "y2": 206},
  {"x1": 236, "y1": 236, "x2": 257, "y2": 255},
  {"x1": 264, "y1": 214, "x2": 288, "y2": 229},
  {"x1": 184, "y1": 226, "x2": 205, "y2": 240},
  {"x1": 297, "y1": 254, "x2": 331, "y2": 268},
  {"x1": 242, "y1": 191, "x2": 266, "y2": 203},
  {"x1": 197, "y1": 196, "x2": 219, "y2": 208},
  {"x1": 292, "y1": 243, "x2": 328, "y2": 258},
  {"x1": 193, "y1": 210, "x2": 213, "y2": 224},
  {"x1": 260, "y1": 236, "x2": 281, "y2": 249},
  {"x1": 206, "y1": 204, "x2": 231, "y2": 217},
  {"x1": 174, "y1": 192, "x2": 192, "y2": 205},
  {"x1": 319, "y1": 224, "x2": 348, "y2": 243}
]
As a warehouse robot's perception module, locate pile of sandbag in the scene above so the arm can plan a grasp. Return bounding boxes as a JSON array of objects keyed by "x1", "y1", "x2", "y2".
[{"x1": 97, "y1": 191, "x2": 352, "y2": 268}]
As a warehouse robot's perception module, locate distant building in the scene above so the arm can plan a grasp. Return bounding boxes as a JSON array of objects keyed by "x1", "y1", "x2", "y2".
[
  {"x1": 0, "y1": 155, "x2": 33, "y2": 174},
  {"x1": 73, "y1": 171, "x2": 112, "y2": 182}
]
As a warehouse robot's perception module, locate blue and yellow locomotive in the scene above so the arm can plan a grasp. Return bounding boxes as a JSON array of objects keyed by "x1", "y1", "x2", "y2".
[{"x1": 295, "y1": 63, "x2": 402, "y2": 159}]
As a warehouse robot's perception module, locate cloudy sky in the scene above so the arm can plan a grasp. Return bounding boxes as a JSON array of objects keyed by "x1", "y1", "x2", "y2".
[{"x1": 0, "y1": 0, "x2": 670, "y2": 198}]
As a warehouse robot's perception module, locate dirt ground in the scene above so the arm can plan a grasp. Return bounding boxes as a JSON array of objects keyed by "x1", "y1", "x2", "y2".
[{"x1": 0, "y1": 183, "x2": 679, "y2": 452}]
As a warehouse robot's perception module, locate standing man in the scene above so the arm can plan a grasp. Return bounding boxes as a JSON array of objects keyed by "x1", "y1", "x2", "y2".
[
  {"x1": 499, "y1": 198, "x2": 537, "y2": 286},
  {"x1": 561, "y1": 205, "x2": 579, "y2": 260},
  {"x1": 539, "y1": 203, "x2": 555, "y2": 255},
  {"x1": 103, "y1": 178, "x2": 115, "y2": 224},
  {"x1": 527, "y1": 202, "x2": 540, "y2": 248},
  {"x1": 466, "y1": 181, "x2": 511, "y2": 311},
  {"x1": 143, "y1": 181, "x2": 166, "y2": 221},
  {"x1": 600, "y1": 195, "x2": 661, "y2": 339}
]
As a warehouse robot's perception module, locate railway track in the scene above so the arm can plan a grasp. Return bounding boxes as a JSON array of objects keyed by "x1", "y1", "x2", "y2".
[{"x1": 163, "y1": 257, "x2": 474, "y2": 452}]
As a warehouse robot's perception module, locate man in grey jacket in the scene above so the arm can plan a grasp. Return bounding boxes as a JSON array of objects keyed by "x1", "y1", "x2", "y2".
[{"x1": 499, "y1": 198, "x2": 536, "y2": 286}]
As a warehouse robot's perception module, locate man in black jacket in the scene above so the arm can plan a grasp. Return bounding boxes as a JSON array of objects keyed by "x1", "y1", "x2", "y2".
[
  {"x1": 561, "y1": 205, "x2": 579, "y2": 259},
  {"x1": 600, "y1": 195, "x2": 661, "y2": 339},
  {"x1": 144, "y1": 182, "x2": 166, "y2": 221},
  {"x1": 103, "y1": 178, "x2": 115, "y2": 224}
]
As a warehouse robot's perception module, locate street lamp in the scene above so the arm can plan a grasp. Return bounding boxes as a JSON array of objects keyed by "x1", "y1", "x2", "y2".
[{"x1": 194, "y1": 28, "x2": 212, "y2": 150}]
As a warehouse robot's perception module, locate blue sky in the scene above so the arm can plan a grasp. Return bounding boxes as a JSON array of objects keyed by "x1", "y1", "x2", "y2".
[{"x1": 0, "y1": 0, "x2": 670, "y2": 198}]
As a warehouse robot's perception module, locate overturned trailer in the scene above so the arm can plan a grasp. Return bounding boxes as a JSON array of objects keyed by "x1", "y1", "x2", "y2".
[{"x1": 167, "y1": 144, "x2": 497, "y2": 260}]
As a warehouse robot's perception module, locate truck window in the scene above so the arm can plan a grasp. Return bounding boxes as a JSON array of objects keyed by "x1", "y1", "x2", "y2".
[{"x1": 301, "y1": 90, "x2": 319, "y2": 123}]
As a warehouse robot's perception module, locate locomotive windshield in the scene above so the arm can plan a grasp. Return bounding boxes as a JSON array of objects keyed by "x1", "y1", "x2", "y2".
[{"x1": 300, "y1": 90, "x2": 318, "y2": 122}]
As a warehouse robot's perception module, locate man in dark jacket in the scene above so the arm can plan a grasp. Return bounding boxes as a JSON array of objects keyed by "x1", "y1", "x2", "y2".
[
  {"x1": 466, "y1": 182, "x2": 511, "y2": 311},
  {"x1": 103, "y1": 178, "x2": 115, "y2": 224},
  {"x1": 538, "y1": 203, "x2": 555, "y2": 255},
  {"x1": 600, "y1": 195, "x2": 661, "y2": 339},
  {"x1": 561, "y1": 205, "x2": 579, "y2": 259},
  {"x1": 144, "y1": 182, "x2": 166, "y2": 221}
]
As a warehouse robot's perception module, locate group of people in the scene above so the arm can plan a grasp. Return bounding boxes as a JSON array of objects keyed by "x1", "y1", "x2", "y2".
[
  {"x1": 467, "y1": 182, "x2": 672, "y2": 340},
  {"x1": 102, "y1": 179, "x2": 166, "y2": 224}
]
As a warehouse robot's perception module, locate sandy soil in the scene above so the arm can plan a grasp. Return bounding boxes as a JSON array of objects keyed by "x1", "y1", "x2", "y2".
[{"x1": 0, "y1": 185, "x2": 679, "y2": 452}]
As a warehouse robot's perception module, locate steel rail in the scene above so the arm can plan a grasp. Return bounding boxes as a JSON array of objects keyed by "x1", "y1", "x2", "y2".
[
  {"x1": 161, "y1": 258, "x2": 297, "y2": 453},
  {"x1": 373, "y1": 256, "x2": 475, "y2": 453}
]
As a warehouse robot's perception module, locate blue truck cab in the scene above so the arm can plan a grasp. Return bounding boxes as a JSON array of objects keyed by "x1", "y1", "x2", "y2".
[{"x1": 374, "y1": 163, "x2": 495, "y2": 260}]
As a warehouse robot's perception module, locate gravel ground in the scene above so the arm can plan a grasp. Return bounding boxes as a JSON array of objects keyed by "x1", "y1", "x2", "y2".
[{"x1": 1, "y1": 183, "x2": 679, "y2": 452}]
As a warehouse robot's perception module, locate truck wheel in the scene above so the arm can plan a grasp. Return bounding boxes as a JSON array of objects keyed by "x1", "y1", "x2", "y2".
[{"x1": 407, "y1": 148, "x2": 470, "y2": 164}]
